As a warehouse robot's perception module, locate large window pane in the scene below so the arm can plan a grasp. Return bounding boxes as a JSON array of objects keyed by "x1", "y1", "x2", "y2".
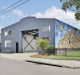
[
  {"x1": 4, "y1": 31, "x2": 12, "y2": 36},
  {"x1": 5, "y1": 40, "x2": 12, "y2": 47}
]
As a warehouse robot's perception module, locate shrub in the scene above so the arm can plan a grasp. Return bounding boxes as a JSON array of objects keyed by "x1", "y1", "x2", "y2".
[
  {"x1": 37, "y1": 39, "x2": 49, "y2": 54},
  {"x1": 46, "y1": 45, "x2": 55, "y2": 55}
]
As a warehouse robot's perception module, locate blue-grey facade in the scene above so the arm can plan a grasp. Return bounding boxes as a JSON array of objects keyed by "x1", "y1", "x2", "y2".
[
  {"x1": 1, "y1": 17, "x2": 55, "y2": 53},
  {"x1": 1, "y1": 17, "x2": 80, "y2": 53}
]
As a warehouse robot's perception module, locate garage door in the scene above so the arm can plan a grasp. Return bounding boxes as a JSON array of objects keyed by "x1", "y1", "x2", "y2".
[{"x1": 22, "y1": 33, "x2": 38, "y2": 52}]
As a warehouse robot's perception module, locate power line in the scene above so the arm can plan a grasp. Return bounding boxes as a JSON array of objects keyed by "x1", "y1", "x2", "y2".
[
  {"x1": 0, "y1": 0, "x2": 23, "y2": 13},
  {"x1": 0, "y1": 0, "x2": 29, "y2": 15}
]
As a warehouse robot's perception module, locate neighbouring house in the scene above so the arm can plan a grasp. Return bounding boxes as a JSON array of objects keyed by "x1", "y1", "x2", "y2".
[{"x1": 1, "y1": 16, "x2": 80, "y2": 53}]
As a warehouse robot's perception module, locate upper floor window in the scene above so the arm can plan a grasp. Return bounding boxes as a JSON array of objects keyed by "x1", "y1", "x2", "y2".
[
  {"x1": 4, "y1": 31, "x2": 12, "y2": 36},
  {"x1": 42, "y1": 25, "x2": 51, "y2": 32}
]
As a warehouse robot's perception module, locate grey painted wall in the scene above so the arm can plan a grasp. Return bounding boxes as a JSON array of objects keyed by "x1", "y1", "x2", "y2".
[{"x1": 1, "y1": 17, "x2": 55, "y2": 53}]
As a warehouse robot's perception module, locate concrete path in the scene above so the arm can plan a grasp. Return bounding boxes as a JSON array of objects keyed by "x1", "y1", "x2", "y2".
[{"x1": 26, "y1": 57, "x2": 80, "y2": 69}]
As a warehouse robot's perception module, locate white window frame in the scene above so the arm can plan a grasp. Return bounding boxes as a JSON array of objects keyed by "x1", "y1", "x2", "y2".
[
  {"x1": 4, "y1": 31, "x2": 8, "y2": 36},
  {"x1": 4, "y1": 31, "x2": 12, "y2": 36},
  {"x1": 5, "y1": 40, "x2": 12, "y2": 47},
  {"x1": 42, "y1": 25, "x2": 51, "y2": 32}
]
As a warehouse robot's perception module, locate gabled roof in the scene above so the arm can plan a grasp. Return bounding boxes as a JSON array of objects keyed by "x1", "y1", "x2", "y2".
[
  {"x1": 1, "y1": 16, "x2": 80, "y2": 31},
  {"x1": 55, "y1": 19, "x2": 80, "y2": 30}
]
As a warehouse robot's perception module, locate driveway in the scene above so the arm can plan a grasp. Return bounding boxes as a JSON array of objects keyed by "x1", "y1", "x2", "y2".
[
  {"x1": 0, "y1": 57, "x2": 80, "y2": 75},
  {"x1": 0, "y1": 52, "x2": 37, "y2": 61}
]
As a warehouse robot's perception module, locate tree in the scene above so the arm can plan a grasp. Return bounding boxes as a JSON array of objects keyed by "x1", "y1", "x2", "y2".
[{"x1": 60, "y1": 0, "x2": 80, "y2": 20}]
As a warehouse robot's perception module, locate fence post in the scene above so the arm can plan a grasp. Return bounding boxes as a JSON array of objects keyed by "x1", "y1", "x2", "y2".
[{"x1": 64, "y1": 48, "x2": 67, "y2": 56}]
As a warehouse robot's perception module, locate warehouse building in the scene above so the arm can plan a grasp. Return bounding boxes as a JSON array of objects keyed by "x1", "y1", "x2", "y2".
[{"x1": 1, "y1": 17, "x2": 80, "y2": 53}]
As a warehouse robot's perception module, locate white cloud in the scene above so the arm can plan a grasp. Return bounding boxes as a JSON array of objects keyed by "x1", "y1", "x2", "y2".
[
  {"x1": 32, "y1": 6, "x2": 80, "y2": 29},
  {"x1": 12, "y1": 9, "x2": 27, "y2": 18}
]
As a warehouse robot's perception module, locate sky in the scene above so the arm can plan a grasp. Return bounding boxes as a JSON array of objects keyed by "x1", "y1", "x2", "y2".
[{"x1": 0, "y1": 0, "x2": 80, "y2": 30}]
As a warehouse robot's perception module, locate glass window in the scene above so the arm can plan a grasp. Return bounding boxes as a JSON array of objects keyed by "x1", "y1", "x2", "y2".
[
  {"x1": 42, "y1": 37, "x2": 49, "y2": 40},
  {"x1": 42, "y1": 25, "x2": 51, "y2": 32},
  {"x1": 4, "y1": 31, "x2": 8, "y2": 36},
  {"x1": 4, "y1": 31, "x2": 12, "y2": 36},
  {"x1": 5, "y1": 40, "x2": 12, "y2": 47}
]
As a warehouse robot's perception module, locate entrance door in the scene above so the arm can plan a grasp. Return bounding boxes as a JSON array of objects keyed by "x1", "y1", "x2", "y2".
[{"x1": 16, "y1": 42, "x2": 19, "y2": 53}]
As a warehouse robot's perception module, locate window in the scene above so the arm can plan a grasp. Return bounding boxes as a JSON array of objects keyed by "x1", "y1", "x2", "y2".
[
  {"x1": 5, "y1": 31, "x2": 8, "y2": 36},
  {"x1": 42, "y1": 37, "x2": 49, "y2": 40},
  {"x1": 5, "y1": 40, "x2": 12, "y2": 47},
  {"x1": 8, "y1": 31, "x2": 12, "y2": 35},
  {"x1": 42, "y1": 25, "x2": 51, "y2": 32},
  {"x1": 4, "y1": 31, "x2": 12, "y2": 36}
]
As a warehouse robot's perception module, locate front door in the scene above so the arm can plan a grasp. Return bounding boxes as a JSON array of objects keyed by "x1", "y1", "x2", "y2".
[{"x1": 16, "y1": 42, "x2": 19, "y2": 53}]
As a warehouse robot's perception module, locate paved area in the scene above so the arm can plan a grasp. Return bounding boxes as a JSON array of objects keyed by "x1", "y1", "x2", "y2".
[
  {"x1": 0, "y1": 53, "x2": 37, "y2": 61},
  {"x1": 0, "y1": 57, "x2": 80, "y2": 75},
  {"x1": 26, "y1": 57, "x2": 80, "y2": 69},
  {"x1": 1, "y1": 53, "x2": 80, "y2": 69}
]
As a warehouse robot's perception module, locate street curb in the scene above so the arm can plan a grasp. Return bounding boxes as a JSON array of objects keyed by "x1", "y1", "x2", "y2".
[
  {"x1": 26, "y1": 58, "x2": 80, "y2": 69},
  {"x1": 27, "y1": 60, "x2": 65, "y2": 67}
]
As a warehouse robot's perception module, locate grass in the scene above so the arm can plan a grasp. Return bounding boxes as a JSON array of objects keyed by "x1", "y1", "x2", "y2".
[
  {"x1": 67, "y1": 51, "x2": 80, "y2": 57},
  {"x1": 47, "y1": 55, "x2": 80, "y2": 60},
  {"x1": 31, "y1": 50, "x2": 80, "y2": 60},
  {"x1": 46, "y1": 50, "x2": 80, "y2": 60}
]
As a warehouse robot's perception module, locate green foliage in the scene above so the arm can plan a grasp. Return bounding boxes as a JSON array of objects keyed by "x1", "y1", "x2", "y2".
[
  {"x1": 75, "y1": 12, "x2": 80, "y2": 20},
  {"x1": 46, "y1": 45, "x2": 55, "y2": 55},
  {"x1": 37, "y1": 39, "x2": 49, "y2": 50},
  {"x1": 37, "y1": 39, "x2": 55, "y2": 55},
  {"x1": 66, "y1": 51, "x2": 80, "y2": 57},
  {"x1": 61, "y1": 0, "x2": 80, "y2": 11},
  {"x1": 60, "y1": 0, "x2": 80, "y2": 20}
]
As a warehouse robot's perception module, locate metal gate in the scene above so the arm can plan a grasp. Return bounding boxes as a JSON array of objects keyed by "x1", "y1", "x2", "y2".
[{"x1": 22, "y1": 29, "x2": 38, "y2": 52}]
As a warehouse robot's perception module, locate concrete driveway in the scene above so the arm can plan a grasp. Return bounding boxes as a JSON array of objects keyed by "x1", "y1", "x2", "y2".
[
  {"x1": 0, "y1": 52, "x2": 37, "y2": 61},
  {"x1": 0, "y1": 57, "x2": 80, "y2": 75}
]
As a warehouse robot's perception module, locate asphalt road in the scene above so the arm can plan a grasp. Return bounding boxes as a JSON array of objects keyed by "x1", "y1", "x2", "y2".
[{"x1": 0, "y1": 57, "x2": 80, "y2": 75}]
